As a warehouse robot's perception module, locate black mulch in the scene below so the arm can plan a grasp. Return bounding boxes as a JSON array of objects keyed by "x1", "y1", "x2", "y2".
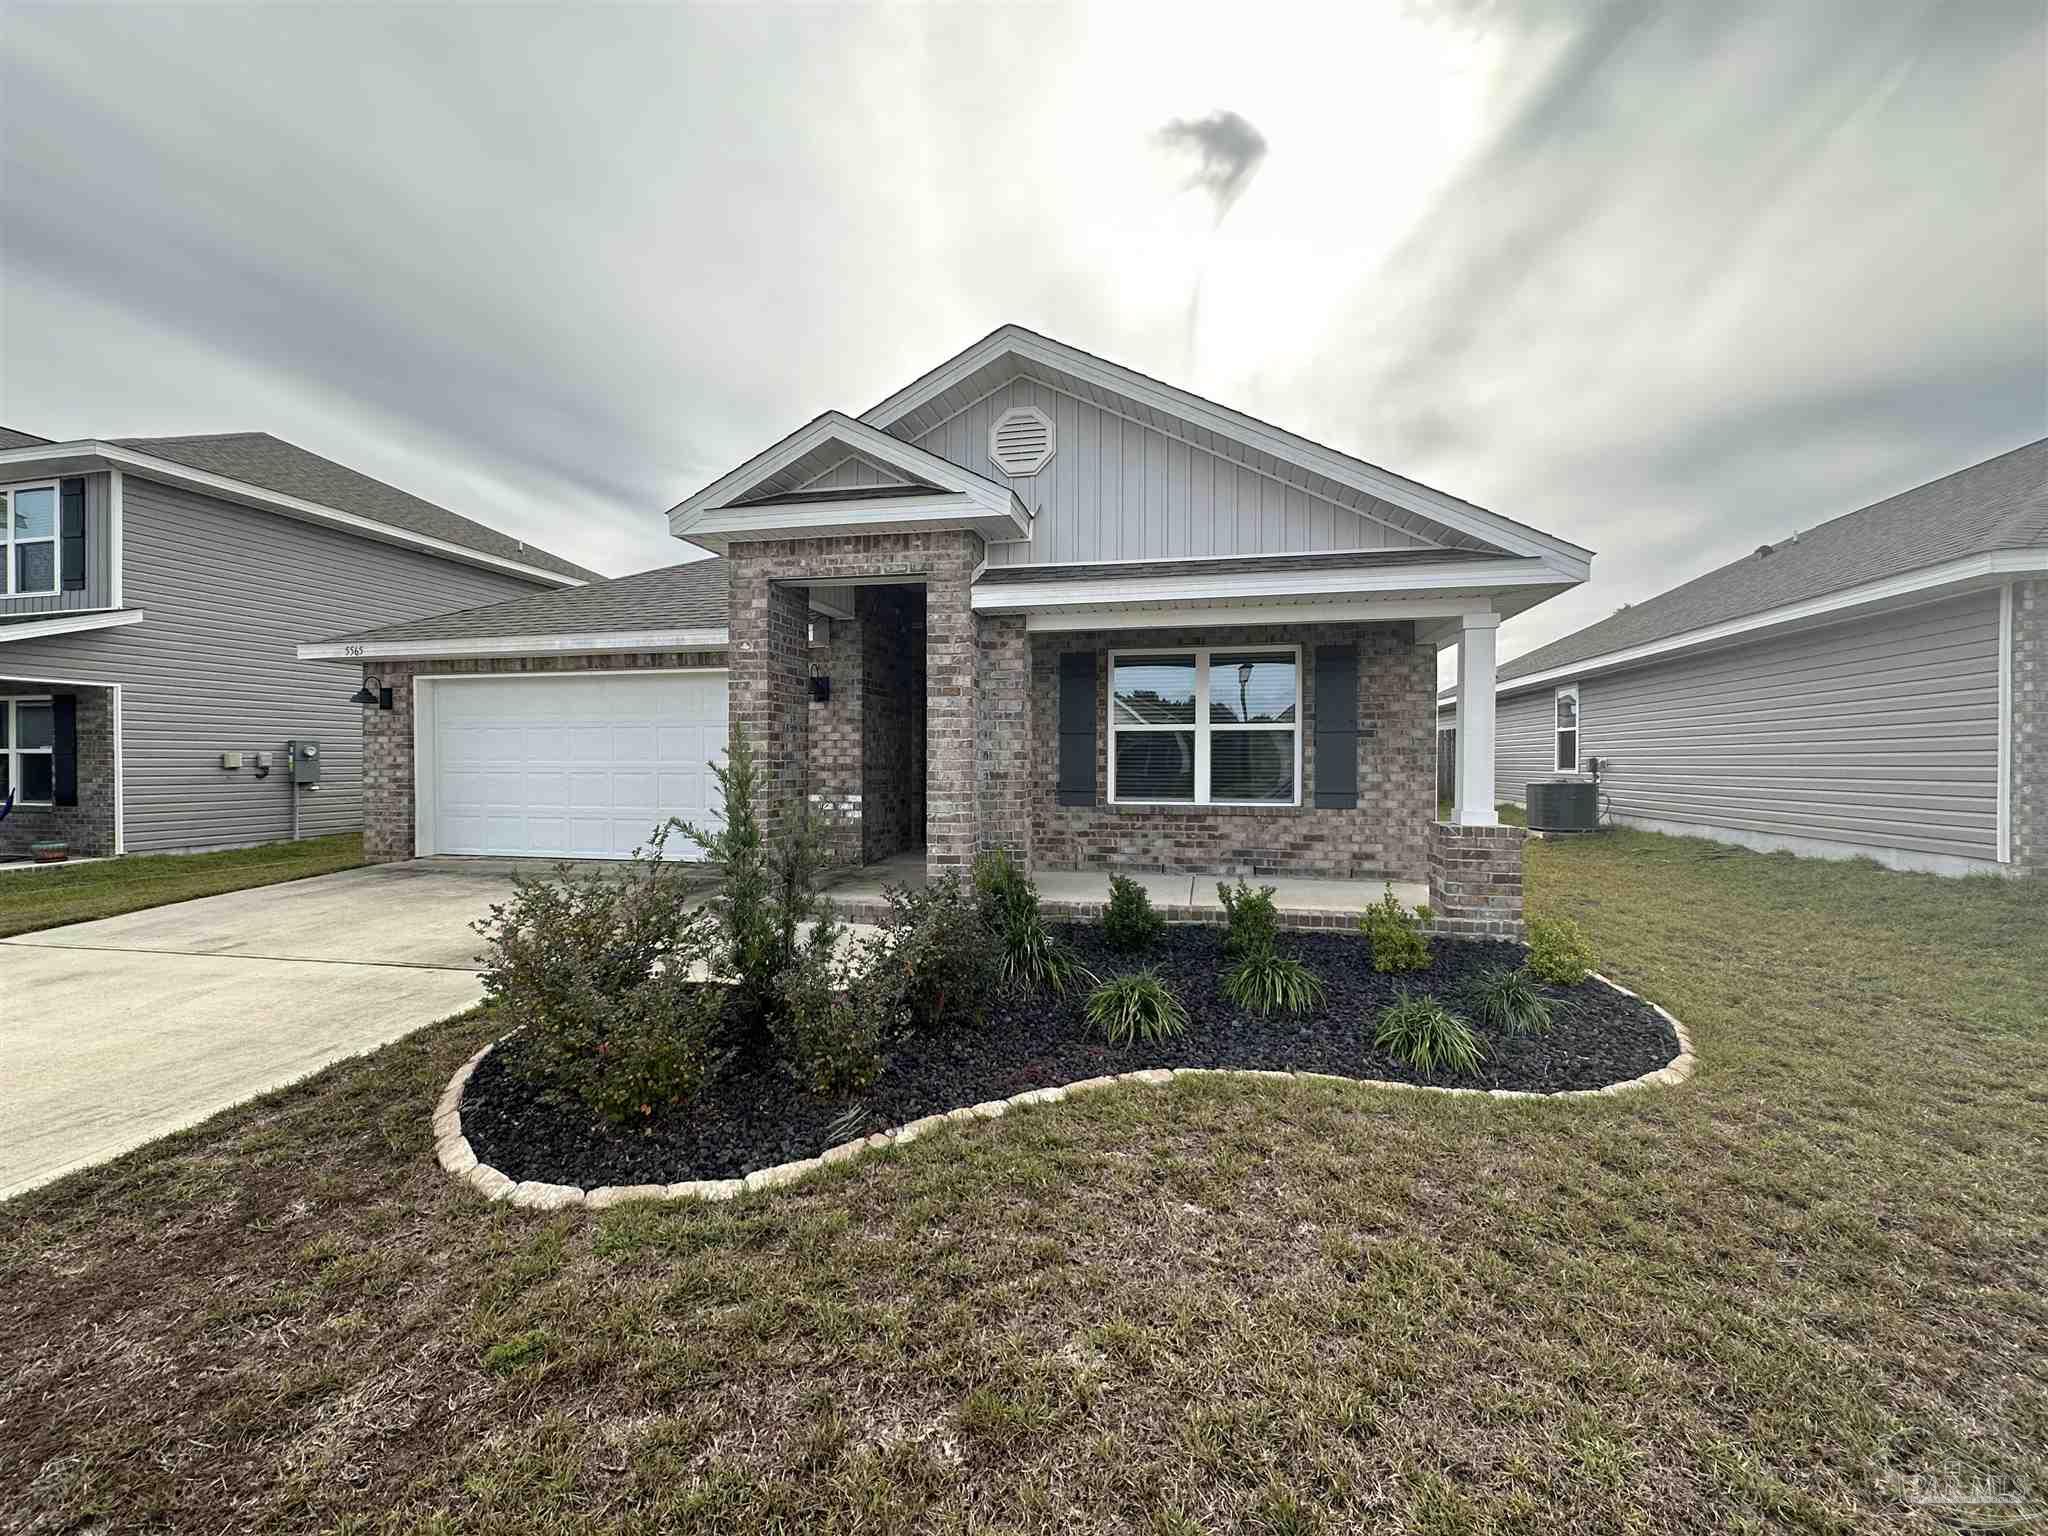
[{"x1": 459, "y1": 925, "x2": 1678, "y2": 1189}]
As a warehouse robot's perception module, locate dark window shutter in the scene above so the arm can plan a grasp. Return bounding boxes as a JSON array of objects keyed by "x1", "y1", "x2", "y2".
[
  {"x1": 52, "y1": 694, "x2": 79, "y2": 807},
  {"x1": 1056, "y1": 651, "x2": 1097, "y2": 806},
  {"x1": 59, "y1": 478, "x2": 88, "y2": 592},
  {"x1": 1312, "y1": 644, "x2": 1359, "y2": 808}
]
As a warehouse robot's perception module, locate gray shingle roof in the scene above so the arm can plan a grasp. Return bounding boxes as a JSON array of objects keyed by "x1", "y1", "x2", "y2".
[
  {"x1": 0, "y1": 426, "x2": 54, "y2": 450},
  {"x1": 317, "y1": 557, "x2": 728, "y2": 647},
  {"x1": 111, "y1": 432, "x2": 600, "y2": 583},
  {"x1": 1496, "y1": 438, "x2": 2047, "y2": 685}
]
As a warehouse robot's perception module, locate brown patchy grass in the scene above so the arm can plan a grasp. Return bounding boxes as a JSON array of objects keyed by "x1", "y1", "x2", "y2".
[
  {"x1": 2, "y1": 828, "x2": 2044, "y2": 1533},
  {"x1": 0, "y1": 832, "x2": 363, "y2": 938}
]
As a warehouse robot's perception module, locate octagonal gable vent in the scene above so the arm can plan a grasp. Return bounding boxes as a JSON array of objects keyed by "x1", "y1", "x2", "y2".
[{"x1": 989, "y1": 405, "x2": 1055, "y2": 477}]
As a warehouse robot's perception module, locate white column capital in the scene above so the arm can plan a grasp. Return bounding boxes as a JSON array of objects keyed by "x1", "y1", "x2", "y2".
[{"x1": 1459, "y1": 610, "x2": 1502, "y2": 633}]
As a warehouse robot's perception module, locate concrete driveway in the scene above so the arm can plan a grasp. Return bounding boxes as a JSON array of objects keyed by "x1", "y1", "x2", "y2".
[{"x1": 0, "y1": 859, "x2": 528, "y2": 1198}]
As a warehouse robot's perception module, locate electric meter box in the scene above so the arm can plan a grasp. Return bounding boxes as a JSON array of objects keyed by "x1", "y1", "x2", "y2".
[{"x1": 288, "y1": 739, "x2": 322, "y2": 786}]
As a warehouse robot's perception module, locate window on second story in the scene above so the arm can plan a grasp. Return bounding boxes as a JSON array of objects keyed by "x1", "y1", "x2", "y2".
[{"x1": 4, "y1": 484, "x2": 59, "y2": 598}]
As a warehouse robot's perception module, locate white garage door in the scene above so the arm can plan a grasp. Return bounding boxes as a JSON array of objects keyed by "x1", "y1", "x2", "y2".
[{"x1": 425, "y1": 671, "x2": 727, "y2": 859}]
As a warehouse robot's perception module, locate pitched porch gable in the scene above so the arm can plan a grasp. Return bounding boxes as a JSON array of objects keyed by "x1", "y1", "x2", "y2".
[
  {"x1": 667, "y1": 410, "x2": 1032, "y2": 553},
  {"x1": 859, "y1": 325, "x2": 1593, "y2": 570}
]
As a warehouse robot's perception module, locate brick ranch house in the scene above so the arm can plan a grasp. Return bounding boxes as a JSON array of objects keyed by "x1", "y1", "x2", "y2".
[{"x1": 302, "y1": 327, "x2": 1594, "y2": 937}]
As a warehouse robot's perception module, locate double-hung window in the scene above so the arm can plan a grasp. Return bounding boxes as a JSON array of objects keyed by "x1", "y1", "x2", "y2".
[
  {"x1": 1554, "y1": 684, "x2": 1580, "y2": 773},
  {"x1": 1109, "y1": 647, "x2": 1300, "y2": 805},
  {"x1": 2, "y1": 697, "x2": 56, "y2": 806},
  {"x1": 3, "y1": 483, "x2": 59, "y2": 598}
]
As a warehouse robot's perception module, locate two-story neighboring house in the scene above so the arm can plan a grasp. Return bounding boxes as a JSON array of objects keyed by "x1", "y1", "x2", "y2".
[
  {"x1": 0, "y1": 426, "x2": 596, "y2": 860},
  {"x1": 304, "y1": 326, "x2": 1594, "y2": 938}
]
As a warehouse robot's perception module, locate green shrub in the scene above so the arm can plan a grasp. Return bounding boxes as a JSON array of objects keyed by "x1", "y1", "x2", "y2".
[
  {"x1": 865, "y1": 873, "x2": 1002, "y2": 1032},
  {"x1": 1103, "y1": 874, "x2": 1166, "y2": 952},
  {"x1": 1461, "y1": 966, "x2": 1554, "y2": 1034},
  {"x1": 1216, "y1": 878, "x2": 1280, "y2": 958},
  {"x1": 1360, "y1": 883, "x2": 1433, "y2": 973},
  {"x1": 675, "y1": 729, "x2": 831, "y2": 1049},
  {"x1": 1527, "y1": 914, "x2": 1595, "y2": 984},
  {"x1": 975, "y1": 849, "x2": 1092, "y2": 996},
  {"x1": 1374, "y1": 991, "x2": 1483, "y2": 1076},
  {"x1": 473, "y1": 833, "x2": 727, "y2": 1124},
  {"x1": 772, "y1": 923, "x2": 888, "y2": 1098},
  {"x1": 1221, "y1": 947, "x2": 1327, "y2": 1016},
  {"x1": 1085, "y1": 970, "x2": 1189, "y2": 1046}
]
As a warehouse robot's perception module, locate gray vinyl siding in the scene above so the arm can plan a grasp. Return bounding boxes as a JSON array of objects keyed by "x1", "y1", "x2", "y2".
[
  {"x1": 1494, "y1": 690, "x2": 1559, "y2": 799},
  {"x1": 1573, "y1": 593, "x2": 2002, "y2": 862},
  {"x1": 863, "y1": 377, "x2": 1440, "y2": 566},
  {"x1": 0, "y1": 476, "x2": 555, "y2": 852},
  {"x1": 0, "y1": 472, "x2": 112, "y2": 614}
]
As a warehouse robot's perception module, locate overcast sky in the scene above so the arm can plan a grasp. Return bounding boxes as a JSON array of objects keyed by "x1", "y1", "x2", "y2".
[{"x1": 3, "y1": 0, "x2": 2042, "y2": 667}]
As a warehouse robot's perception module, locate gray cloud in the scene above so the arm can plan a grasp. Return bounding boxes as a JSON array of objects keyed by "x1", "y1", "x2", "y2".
[{"x1": 1156, "y1": 110, "x2": 1269, "y2": 225}]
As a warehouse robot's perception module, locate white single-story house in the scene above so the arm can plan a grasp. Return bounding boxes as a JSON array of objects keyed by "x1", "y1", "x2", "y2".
[
  {"x1": 1439, "y1": 439, "x2": 2045, "y2": 878},
  {"x1": 303, "y1": 325, "x2": 1599, "y2": 936}
]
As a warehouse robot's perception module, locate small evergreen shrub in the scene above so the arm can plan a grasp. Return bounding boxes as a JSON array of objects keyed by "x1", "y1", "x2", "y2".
[
  {"x1": 866, "y1": 873, "x2": 1002, "y2": 1032},
  {"x1": 772, "y1": 920, "x2": 888, "y2": 1098},
  {"x1": 975, "y1": 849, "x2": 1091, "y2": 996},
  {"x1": 1103, "y1": 874, "x2": 1166, "y2": 952},
  {"x1": 1360, "y1": 884, "x2": 1433, "y2": 974},
  {"x1": 1374, "y1": 991, "x2": 1483, "y2": 1076},
  {"x1": 1527, "y1": 914, "x2": 1596, "y2": 985},
  {"x1": 1462, "y1": 966, "x2": 1554, "y2": 1035},
  {"x1": 1222, "y1": 947, "x2": 1328, "y2": 1016},
  {"x1": 474, "y1": 834, "x2": 727, "y2": 1124},
  {"x1": 1085, "y1": 970, "x2": 1189, "y2": 1046},
  {"x1": 1216, "y1": 879, "x2": 1280, "y2": 958}
]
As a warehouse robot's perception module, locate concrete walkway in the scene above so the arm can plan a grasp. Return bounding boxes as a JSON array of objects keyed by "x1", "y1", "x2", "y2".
[{"x1": 0, "y1": 860, "x2": 521, "y2": 1198}]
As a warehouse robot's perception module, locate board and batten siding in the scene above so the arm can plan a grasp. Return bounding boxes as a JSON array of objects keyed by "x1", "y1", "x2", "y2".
[
  {"x1": 0, "y1": 476, "x2": 557, "y2": 852},
  {"x1": 0, "y1": 472, "x2": 114, "y2": 616},
  {"x1": 806, "y1": 376, "x2": 1442, "y2": 566}
]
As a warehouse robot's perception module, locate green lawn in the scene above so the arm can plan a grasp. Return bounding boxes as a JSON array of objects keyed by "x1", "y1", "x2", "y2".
[
  {"x1": 0, "y1": 832, "x2": 364, "y2": 938},
  {"x1": 1, "y1": 828, "x2": 2043, "y2": 1532}
]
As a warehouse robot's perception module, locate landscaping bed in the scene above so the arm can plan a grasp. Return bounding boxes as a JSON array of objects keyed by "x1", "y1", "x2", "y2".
[{"x1": 460, "y1": 923, "x2": 1678, "y2": 1188}]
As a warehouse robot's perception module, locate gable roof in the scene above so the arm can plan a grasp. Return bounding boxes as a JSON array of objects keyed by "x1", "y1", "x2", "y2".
[
  {"x1": 0, "y1": 426, "x2": 54, "y2": 450},
  {"x1": 1491, "y1": 437, "x2": 2047, "y2": 688},
  {"x1": 301, "y1": 557, "x2": 727, "y2": 657},
  {"x1": 859, "y1": 325, "x2": 1593, "y2": 569},
  {"x1": 110, "y1": 433, "x2": 600, "y2": 583}
]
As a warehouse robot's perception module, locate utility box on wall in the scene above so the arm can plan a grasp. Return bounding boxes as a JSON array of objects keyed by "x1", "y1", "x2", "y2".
[{"x1": 288, "y1": 739, "x2": 322, "y2": 787}]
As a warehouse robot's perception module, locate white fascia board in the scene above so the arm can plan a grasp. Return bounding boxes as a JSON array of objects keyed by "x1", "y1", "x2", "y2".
[
  {"x1": 296, "y1": 626, "x2": 728, "y2": 662},
  {"x1": 974, "y1": 557, "x2": 1561, "y2": 614},
  {"x1": 1024, "y1": 598, "x2": 1490, "y2": 633},
  {"x1": 686, "y1": 492, "x2": 1031, "y2": 553},
  {"x1": 0, "y1": 442, "x2": 583, "y2": 589},
  {"x1": 667, "y1": 411, "x2": 1024, "y2": 535},
  {"x1": 109, "y1": 468, "x2": 124, "y2": 608},
  {"x1": 0, "y1": 608, "x2": 147, "y2": 644},
  {"x1": 1489, "y1": 549, "x2": 2048, "y2": 700},
  {"x1": 859, "y1": 327, "x2": 1595, "y2": 569}
]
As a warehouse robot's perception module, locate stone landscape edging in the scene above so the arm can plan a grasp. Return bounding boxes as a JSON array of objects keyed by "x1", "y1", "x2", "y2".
[{"x1": 433, "y1": 973, "x2": 1696, "y2": 1212}]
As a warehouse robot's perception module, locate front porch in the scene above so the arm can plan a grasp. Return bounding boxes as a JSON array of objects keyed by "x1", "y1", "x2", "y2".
[{"x1": 1, "y1": 678, "x2": 117, "y2": 861}]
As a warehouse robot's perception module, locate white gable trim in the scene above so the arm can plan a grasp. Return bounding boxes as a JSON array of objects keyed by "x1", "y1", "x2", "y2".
[
  {"x1": 668, "y1": 411, "x2": 1030, "y2": 540},
  {"x1": 0, "y1": 443, "x2": 582, "y2": 588},
  {"x1": 972, "y1": 557, "x2": 1559, "y2": 614},
  {"x1": 297, "y1": 626, "x2": 729, "y2": 662},
  {"x1": 861, "y1": 327, "x2": 1593, "y2": 571}
]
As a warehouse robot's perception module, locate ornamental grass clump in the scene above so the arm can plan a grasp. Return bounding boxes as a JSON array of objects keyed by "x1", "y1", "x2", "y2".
[
  {"x1": 1462, "y1": 965, "x2": 1554, "y2": 1035},
  {"x1": 1360, "y1": 884, "x2": 1433, "y2": 973},
  {"x1": 1374, "y1": 990, "x2": 1484, "y2": 1077},
  {"x1": 1103, "y1": 874, "x2": 1166, "y2": 952},
  {"x1": 1222, "y1": 946, "x2": 1327, "y2": 1017},
  {"x1": 974, "y1": 850, "x2": 1092, "y2": 997},
  {"x1": 1527, "y1": 913, "x2": 1596, "y2": 984},
  {"x1": 1085, "y1": 970, "x2": 1189, "y2": 1046}
]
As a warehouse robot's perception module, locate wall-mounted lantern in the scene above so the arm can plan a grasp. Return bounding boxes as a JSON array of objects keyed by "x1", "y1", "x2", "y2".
[{"x1": 349, "y1": 678, "x2": 395, "y2": 710}]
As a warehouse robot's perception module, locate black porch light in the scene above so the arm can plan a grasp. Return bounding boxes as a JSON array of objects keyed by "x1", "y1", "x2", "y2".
[{"x1": 350, "y1": 678, "x2": 394, "y2": 710}]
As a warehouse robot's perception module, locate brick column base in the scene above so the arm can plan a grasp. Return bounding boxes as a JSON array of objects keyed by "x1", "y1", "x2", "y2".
[{"x1": 1428, "y1": 821, "x2": 1528, "y2": 941}]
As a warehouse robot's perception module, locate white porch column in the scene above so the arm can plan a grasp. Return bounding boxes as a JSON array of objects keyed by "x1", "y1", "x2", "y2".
[{"x1": 1453, "y1": 611, "x2": 1500, "y2": 826}]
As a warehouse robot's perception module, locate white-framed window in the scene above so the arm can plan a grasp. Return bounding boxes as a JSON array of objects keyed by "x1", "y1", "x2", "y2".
[
  {"x1": 1108, "y1": 646, "x2": 1301, "y2": 806},
  {"x1": 2, "y1": 696, "x2": 56, "y2": 806},
  {"x1": 3, "y1": 482, "x2": 60, "y2": 598},
  {"x1": 1554, "y1": 684, "x2": 1580, "y2": 773}
]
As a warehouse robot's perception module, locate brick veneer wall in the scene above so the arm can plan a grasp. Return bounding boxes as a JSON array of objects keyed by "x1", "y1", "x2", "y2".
[
  {"x1": 858, "y1": 585, "x2": 922, "y2": 863},
  {"x1": 729, "y1": 530, "x2": 983, "y2": 873},
  {"x1": 1027, "y1": 621, "x2": 1436, "y2": 880},
  {"x1": 2014, "y1": 578, "x2": 2044, "y2": 876},
  {"x1": 0, "y1": 681, "x2": 117, "y2": 858},
  {"x1": 1428, "y1": 821, "x2": 1528, "y2": 940},
  {"x1": 357, "y1": 651, "x2": 729, "y2": 863},
  {"x1": 977, "y1": 612, "x2": 1031, "y2": 864},
  {"x1": 808, "y1": 613, "x2": 864, "y2": 865}
]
